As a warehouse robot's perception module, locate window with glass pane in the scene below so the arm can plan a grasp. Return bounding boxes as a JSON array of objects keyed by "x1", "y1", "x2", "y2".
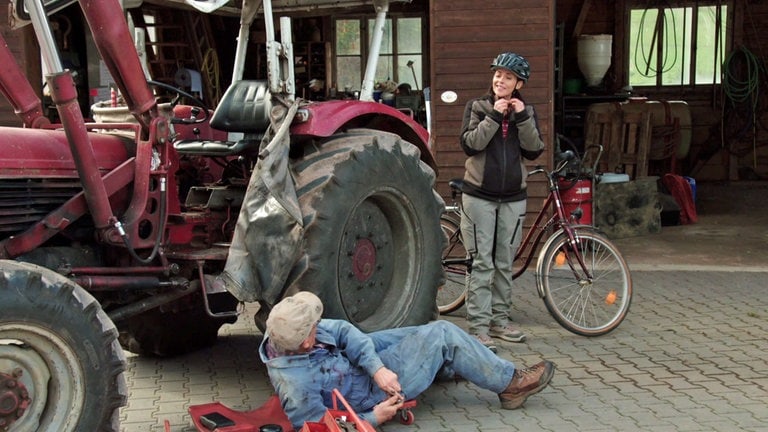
[
  {"x1": 335, "y1": 16, "x2": 423, "y2": 91},
  {"x1": 628, "y1": 4, "x2": 727, "y2": 86},
  {"x1": 336, "y1": 19, "x2": 361, "y2": 91},
  {"x1": 369, "y1": 18, "x2": 393, "y2": 83},
  {"x1": 397, "y1": 18, "x2": 422, "y2": 90},
  {"x1": 696, "y1": 6, "x2": 726, "y2": 84}
]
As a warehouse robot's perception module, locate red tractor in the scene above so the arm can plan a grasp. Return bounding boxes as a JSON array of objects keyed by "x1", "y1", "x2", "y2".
[{"x1": 0, "y1": 0, "x2": 443, "y2": 430}]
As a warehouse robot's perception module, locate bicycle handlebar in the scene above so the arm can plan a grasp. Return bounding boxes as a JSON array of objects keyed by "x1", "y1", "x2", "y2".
[
  {"x1": 528, "y1": 150, "x2": 575, "y2": 178},
  {"x1": 559, "y1": 150, "x2": 576, "y2": 162}
]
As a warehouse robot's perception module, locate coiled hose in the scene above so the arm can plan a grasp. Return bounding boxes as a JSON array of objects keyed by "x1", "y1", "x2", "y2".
[
  {"x1": 722, "y1": 46, "x2": 762, "y2": 108},
  {"x1": 720, "y1": 46, "x2": 766, "y2": 163}
]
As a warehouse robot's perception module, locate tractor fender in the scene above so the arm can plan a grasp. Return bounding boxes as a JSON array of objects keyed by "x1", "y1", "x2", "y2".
[{"x1": 291, "y1": 100, "x2": 437, "y2": 171}]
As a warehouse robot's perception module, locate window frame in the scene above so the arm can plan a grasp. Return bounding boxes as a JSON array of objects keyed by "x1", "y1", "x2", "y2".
[
  {"x1": 625, "y1": 0, "x2": 732, "y2": 88},
  {"x1": 333, "y1": 13, "x2": 425, "y2": 92}
]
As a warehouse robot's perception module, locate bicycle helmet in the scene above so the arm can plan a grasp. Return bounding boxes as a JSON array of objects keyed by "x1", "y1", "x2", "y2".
[{"x1": 490, "y1": 52, "x2": 530, "y2": 82}]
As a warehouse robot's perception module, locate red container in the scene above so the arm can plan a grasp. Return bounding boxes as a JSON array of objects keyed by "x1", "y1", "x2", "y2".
[{"x1": 558, "y1": 179, "x2": 593, "y2": 225}]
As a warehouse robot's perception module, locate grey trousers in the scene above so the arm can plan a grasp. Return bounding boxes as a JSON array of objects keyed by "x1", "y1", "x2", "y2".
[{"x1": 460, "y1": 194, "x2": 526, "y2": 334}]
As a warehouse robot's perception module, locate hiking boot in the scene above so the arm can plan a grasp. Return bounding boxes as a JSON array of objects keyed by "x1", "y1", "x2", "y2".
[
  {"x1": 489, "y1": 324, "x2": 527, "y2": 343},
  {"x1": 498, "y1": 360, "x2": 555, "y2": 409},
  {"x1": 472, "y1": 333, "x2": 497, "y2": 353}
]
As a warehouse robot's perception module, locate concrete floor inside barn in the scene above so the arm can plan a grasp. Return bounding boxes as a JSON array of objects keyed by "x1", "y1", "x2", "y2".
[{"x1": 611, "y1": 180, "x2": 768, "y2": 271}]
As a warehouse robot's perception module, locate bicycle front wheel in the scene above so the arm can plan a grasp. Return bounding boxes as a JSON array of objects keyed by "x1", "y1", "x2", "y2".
[
  {"x1": 437, "y1": 215, "x2": 468, "y2": 314},
  {"x1": 538, "y1": 229, "x2": 632, "y2": 336}
]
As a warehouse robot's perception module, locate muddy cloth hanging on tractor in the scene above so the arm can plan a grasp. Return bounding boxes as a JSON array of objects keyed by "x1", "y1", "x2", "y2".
[{"x1": 218, "y1": 102, "x2": 304, "y2": 304}]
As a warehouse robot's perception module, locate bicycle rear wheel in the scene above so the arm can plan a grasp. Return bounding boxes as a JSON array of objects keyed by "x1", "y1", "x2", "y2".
[
  {"x1": 438, "y1": 215, "x2": 468, "y2": 314},
  {"x1": 537, "y1": 229, "x2": 631, "y2": 336}
]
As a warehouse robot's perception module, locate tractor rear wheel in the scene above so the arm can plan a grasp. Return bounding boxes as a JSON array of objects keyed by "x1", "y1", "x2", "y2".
[
  {"x1": 0, "y1": 260, "x2": 126, "y2": 432},
  {"x1": 285, "y1": 129, "x2": 443, "y2": 332}
]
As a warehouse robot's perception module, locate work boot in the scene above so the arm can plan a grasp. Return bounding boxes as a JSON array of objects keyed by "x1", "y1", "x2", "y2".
[
  {"x1": 471, "y1": 333, "x2": 497, "y2": 353},
  {"x1": 498, "y1": 360, "x2": 555, "y2": 409},
  {"x1": 489, "y1": 324, "x2": 527, "y2": 343}
]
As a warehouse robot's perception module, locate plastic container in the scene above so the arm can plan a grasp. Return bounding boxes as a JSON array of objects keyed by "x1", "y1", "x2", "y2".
[
  {"x1": 683, "y1": 176, "x2": 696, "y2": 202},
  {"x1": 563, "y1": 78, "x2": 583, "y2": 95},
  {"x1": 381, "y1": 92, "x2": 395, "y2": 106},
  {"x1": 577, "y1": 34, "x2": 613, "y2": 87},
  {"x1": 559, "y1": 179, "x2": 593, "y2": 225},
  {"x1": 600, "y1": 173, "x2": 630, "y2": 184}
]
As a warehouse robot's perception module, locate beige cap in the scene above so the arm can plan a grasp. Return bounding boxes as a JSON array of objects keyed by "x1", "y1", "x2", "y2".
[{"x1": 266, "y1": 291, "x2": 323, "y2": 351}]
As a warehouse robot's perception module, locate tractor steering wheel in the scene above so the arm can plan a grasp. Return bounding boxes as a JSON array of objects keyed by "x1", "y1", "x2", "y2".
[{"x1": 148, "y1": 80, "x2": 209, "y2": 124}]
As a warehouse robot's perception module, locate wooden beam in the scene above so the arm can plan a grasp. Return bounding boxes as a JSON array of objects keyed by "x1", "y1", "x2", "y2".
[{"x1": 572, "y1": 0, "x2": 593, "y2": 39}]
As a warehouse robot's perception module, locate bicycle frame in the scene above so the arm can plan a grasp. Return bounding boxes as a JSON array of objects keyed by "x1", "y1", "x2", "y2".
[
  {"x1": 439, "y1": 152, "x2": 632, "y2": 334},
  {"x1": 515, "y1": 166, "x2": 595, "y2": 281},
  {"x1": 442, "y1": 153, "x2": 595, "y2": 284}
]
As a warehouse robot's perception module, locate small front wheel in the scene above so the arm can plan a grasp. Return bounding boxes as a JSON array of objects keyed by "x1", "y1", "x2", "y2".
[
  {"x1": 538, "y1": 230, "x2": 631, "y2": 336},
  {"x1": 399, "y1": 409, "x2": 415, "y2": 425},
  {"x1": 0, "y1": 260, "x2": 127, "y2": 431}
]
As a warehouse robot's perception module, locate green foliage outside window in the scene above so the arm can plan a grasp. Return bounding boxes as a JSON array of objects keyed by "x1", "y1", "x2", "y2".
[{"x1": 629, "y1": 5, "x2": 727, "y2": 86}]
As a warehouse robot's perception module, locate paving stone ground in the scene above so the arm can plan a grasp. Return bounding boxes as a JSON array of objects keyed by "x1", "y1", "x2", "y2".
[{"x1": 121, "y1": 270, "x2": 768, "y2": 432}]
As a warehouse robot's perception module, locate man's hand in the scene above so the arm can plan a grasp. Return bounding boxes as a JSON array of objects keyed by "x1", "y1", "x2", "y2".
[
  {"x1": 372, "y1": 393, "x2": 405, "y2": 425},
  {"x1": 373, "y1": 366, "x2": 401, "y2": 396}
]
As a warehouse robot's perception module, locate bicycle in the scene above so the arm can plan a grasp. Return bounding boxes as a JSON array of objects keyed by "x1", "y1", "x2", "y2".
[{"x1": 438, "y1": 150, "x2": 632, "y2": 337}]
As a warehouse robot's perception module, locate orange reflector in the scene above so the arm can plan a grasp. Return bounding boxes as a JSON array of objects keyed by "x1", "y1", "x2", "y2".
[
  {"x1": 555, "y1": 252, "x2": 566, "y2": 266},
  {"x1": 605, "y1": 290, "x2": 617, "y2": 305}
]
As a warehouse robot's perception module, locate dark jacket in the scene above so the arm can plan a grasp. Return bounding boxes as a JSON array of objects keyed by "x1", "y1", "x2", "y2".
[{"x1": 460, "y1": 93, "x2": 545, "y2": 201}]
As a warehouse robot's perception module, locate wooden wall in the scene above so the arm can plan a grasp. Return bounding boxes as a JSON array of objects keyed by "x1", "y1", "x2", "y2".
[{"x1": 428, "y1": 0, "x2": 555, "y2": 204}]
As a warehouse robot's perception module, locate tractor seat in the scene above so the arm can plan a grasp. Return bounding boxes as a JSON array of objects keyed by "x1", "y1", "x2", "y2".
[{"x1": 174, "y1": 80, "x2": 271, "y2": 156}]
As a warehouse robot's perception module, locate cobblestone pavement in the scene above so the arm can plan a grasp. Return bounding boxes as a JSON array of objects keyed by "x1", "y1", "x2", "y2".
[{"x1": 121, "y1": 270, "x2": 768, "y2": 432}]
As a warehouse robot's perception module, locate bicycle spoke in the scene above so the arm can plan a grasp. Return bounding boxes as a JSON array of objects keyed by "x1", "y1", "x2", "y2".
[
  {"x1": 553, "y1": 279, "x2": 610, "y2": 329},
  {"x1": 541, "y1": 230, "x2": 632, "y2": 336}
]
